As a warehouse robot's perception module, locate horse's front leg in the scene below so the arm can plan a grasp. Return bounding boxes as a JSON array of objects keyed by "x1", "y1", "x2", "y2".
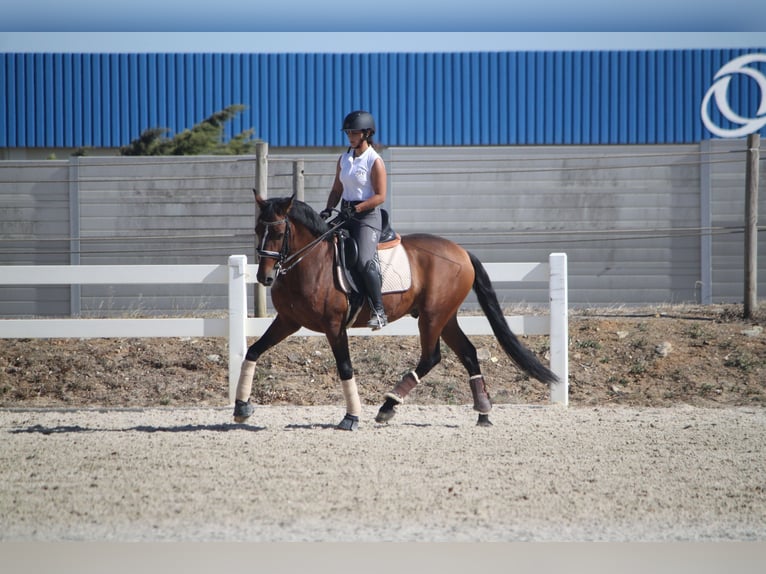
[
  {"x1": 326, "y1": 328, "x2": 359, "y2": 431},
  {"x1": 233, "y1": 314, "x2": 300, "y2": 423}
]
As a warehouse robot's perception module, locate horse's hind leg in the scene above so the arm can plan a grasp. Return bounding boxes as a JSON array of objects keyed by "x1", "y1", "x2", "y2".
[
  {"x1": 440, "y1": 315, "x2": 493, "y2": 427},
  {"x1": 375, "y1": 318, "x2": 443, "y2": 423}
]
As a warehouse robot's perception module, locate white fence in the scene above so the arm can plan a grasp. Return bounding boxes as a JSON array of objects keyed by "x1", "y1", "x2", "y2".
[{"x1": 0, "y1": 254, "x2": 569, "y2": 406}]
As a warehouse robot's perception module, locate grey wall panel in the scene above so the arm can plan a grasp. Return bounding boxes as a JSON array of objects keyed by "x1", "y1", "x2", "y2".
[
  {"x1": 72, "y1": 157, "x2": 256, "y2": 315},
  {"x1": 708, "y1": 140, "x2": 766, "y2": 302},
  {"x1": 0, "y1": 162, "x2": 73, "y2": 315},
  {"x1": 387, "y1": 145, "x2": 704, "y2": 306},
  {"x1": 1, "y1": 142, "x2": 763, "y2": 317}
]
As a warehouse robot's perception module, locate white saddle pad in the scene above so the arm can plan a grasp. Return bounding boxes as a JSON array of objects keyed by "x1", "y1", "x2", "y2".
[
  {"x1": 335, "y1": 241, "x2": 412, "y2": 295},
  {"x1": 379, "y1": 243, "x2": 412, "y2": 294}
]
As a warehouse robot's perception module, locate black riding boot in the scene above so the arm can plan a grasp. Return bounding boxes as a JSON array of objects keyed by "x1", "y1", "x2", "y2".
[{"x1": 362, "y1": 259, "x2": 388, "y2": 330}]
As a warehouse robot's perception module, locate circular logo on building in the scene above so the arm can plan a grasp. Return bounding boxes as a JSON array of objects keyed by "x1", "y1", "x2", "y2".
[{"x1": 701, "y1": 53, "x2": 766, "y2": 138}]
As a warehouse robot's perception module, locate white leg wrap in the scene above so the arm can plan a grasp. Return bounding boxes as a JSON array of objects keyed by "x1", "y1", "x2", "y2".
[
  {"x1": 341, "y1": 377, "x2": 362, "y2": 417},
  {"x1": 235, "y1": 359, "x2": 257, "y2": 402}
]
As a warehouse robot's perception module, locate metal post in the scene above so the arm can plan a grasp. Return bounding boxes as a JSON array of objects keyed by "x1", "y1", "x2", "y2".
[
  {"x1": 548, "y1": 253, "x2": 569, "y2": 406},
  {"x1": 744, "y1": 134, "x2": 760, "y2": 318},
  {"x1": 254, "y1": 142, "x2": 268, "y2": 317}
]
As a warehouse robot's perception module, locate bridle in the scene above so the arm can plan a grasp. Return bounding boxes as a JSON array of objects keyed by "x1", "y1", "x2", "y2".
[
  {"x1": 256, "y1": 217, "x2": 291, "y2": 263},
  {"x1": 256, "y1": 213, "x2": 346, "y2": 276}
]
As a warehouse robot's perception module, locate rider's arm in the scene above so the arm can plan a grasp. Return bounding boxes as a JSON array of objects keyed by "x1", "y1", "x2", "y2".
[{"x1": 324, "y1": 158, "x2": 344, "y2": 212}]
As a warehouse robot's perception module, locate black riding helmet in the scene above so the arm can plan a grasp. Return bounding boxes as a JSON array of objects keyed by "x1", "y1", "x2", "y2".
[{"x1": 342, "y1": 110, "x2": 376, "y2": 135}]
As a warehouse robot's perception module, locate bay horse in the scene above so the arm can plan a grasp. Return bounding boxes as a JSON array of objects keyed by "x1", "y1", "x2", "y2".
[{"x1": 233, "y1": 193, "x2": 558, "y2": 429}]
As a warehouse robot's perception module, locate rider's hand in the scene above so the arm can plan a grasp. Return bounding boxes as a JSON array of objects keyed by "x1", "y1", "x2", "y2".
[{"x1": 319, "y1": 209, "x2": 332, "y2": 220}]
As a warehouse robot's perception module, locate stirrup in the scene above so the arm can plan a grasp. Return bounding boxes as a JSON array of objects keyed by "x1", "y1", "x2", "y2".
[{"x1": 367, "y1": 310, "x2": 388, "y2": 330}]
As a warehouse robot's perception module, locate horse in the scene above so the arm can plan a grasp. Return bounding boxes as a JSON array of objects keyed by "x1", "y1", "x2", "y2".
[{"x1": 233, "y1": 193, "x2": 558, "y2": 429}]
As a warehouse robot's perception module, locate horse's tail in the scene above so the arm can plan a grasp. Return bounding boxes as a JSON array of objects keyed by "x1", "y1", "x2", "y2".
[{"x1": 469, "y1": 251, "x2": 559, "y2": 385}]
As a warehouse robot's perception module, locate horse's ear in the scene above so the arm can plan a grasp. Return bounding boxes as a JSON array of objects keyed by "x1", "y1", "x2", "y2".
[
  {"x1": 254, "y1": 189, "x2": 267, "y2": 209},
  {"x1": 285, "y1": 193, "x2": 296, "y2": 213}
]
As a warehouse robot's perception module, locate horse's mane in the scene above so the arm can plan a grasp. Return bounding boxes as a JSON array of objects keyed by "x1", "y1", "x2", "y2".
[
  {"x1": 260, "y1": 196, "x2": 331, "y2": 238},
  {"x1": 291, "y1": 200, "x2": 332, "y2": 238}
]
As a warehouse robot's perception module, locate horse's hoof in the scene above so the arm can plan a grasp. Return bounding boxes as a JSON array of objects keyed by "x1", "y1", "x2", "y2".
[
  {"x1": 375, "y1": 406, "x2": 396, "y2": 423},
  {"x1": 233, "y1": 399, "x2": 255, "y2": 423},
  {"x1": 375, "y1": 397, "x2": 399, "y2": 423},
  {"x1": 476, "y1": 414, "x2": 493, "y2": 427},
  {"x1": 336, "y1": 413, "x2": 359, "y2": 431}
]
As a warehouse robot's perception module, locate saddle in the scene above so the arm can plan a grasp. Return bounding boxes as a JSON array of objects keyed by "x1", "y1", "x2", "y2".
[{"x1": 333, "y1": 210, "x2": 412, "y2": 326}]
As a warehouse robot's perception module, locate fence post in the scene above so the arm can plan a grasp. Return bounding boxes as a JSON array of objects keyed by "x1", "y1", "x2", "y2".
[
  {"x1": 744, "y1": 133, "x2": 760, "y2": 318},
  {"x1": 293, "y1": 159, "x2": 305, "y2": 202},
  {"x1": 699, "y1": 139, "x2": 713, "y2": 305},
  {"x1": 228, "y1": 255, "x2": 248, "y2": 404},
  {"x1": 549, "y1": 253, "x2": 569, "y2": 406},
  {"x1": 68, "y1": 157, "x2": 81, "y2": 317},
  {"x1": 254, "y1": 142, "x2": 268, "y2": 317}
]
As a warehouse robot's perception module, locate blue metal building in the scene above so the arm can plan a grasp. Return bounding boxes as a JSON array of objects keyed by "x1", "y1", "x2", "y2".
[{"x1": 2, "y1": 48, "x2": 766, "y2": 149}]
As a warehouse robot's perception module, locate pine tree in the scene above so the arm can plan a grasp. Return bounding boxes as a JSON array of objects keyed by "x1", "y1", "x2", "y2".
[{"x1": 120, "y1": 105, "x2": 257, "y2": 156}]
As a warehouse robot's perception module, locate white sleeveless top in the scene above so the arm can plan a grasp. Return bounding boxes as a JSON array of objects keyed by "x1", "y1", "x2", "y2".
[{"x1": 339, "y1": 146, "x2": 382, "y2": 202}]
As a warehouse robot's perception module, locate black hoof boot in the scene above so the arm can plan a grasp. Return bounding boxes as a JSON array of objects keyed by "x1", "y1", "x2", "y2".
[
  {"x1": 233, "y1": 399, "x2": 255, "y2": 423},
  {"x1": 336, "y1": 413, "x2": 359, "y2": 431},
  {"x1": 375, "y1": 397, "x2": 399, "y2": 423},
  {"x1": 476, "y1": 414, "x2": 493, "y2": 427}
]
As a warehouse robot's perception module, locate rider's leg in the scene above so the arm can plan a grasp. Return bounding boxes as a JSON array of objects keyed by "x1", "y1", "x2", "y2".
[
  {"x1": 361, "y1": 257, "x2": 387, "y2": 329},
  {"x1": 353, "y1": 209, "x2": 388, "y2": 330}
]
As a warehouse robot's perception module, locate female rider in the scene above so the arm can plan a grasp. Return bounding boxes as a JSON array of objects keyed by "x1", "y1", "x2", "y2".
[{"x1": 321, "y1": 110, "x2": 388, "y2": 330}]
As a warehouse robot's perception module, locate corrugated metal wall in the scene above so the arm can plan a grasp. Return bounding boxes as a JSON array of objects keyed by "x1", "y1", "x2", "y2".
[{"x1": 3, "y1": 49, "x2": 766, "y2": 149}]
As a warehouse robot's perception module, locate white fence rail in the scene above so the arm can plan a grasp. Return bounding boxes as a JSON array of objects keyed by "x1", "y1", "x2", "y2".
[{"x1": 1, "y1": 254, "x2": 569, "y2": 406}]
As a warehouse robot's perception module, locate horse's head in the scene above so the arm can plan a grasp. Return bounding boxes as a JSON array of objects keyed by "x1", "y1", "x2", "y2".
[{"x1": 254, "y1": 192, "x2": 295, "y2": 286}]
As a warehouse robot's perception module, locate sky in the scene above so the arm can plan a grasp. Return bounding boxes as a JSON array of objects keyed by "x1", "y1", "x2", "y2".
[
  {"x1": 2, "y1": 32, "x2": 766, "y2": 55},
  {"x1": 4, "y1": 1, "x2": 766, "y2": 33},
  {"x1": 1, "y1": 0, "x2": 766, "y2": 54}
]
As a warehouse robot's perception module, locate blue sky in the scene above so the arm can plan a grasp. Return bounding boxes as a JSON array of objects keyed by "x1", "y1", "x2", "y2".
[
  {"x1": 2, "y1": 32, "x2": 766, "y2": 54},
  {"x1": 1, "y1": 0, "x2": 766, "y2": 52},
  {"x1": 2, "y1": 2, "x2": 766, "y2": 33}
]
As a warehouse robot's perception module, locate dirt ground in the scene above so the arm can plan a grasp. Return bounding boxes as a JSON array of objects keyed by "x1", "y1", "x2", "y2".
[
  {"x1": 2, "y1": 403, "x2": 765, "y2": 543},
  {"x1": 1, "y1": 304, "x2": 766, "y2": 544},
  {"x1": 1, "y1": 304, "x2": 764, "y2": 410}
]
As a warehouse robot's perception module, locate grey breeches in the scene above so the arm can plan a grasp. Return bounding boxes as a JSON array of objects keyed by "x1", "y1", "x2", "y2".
[{"x1": 346, "y1": 206, "x2": 382, "y2": 272}]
